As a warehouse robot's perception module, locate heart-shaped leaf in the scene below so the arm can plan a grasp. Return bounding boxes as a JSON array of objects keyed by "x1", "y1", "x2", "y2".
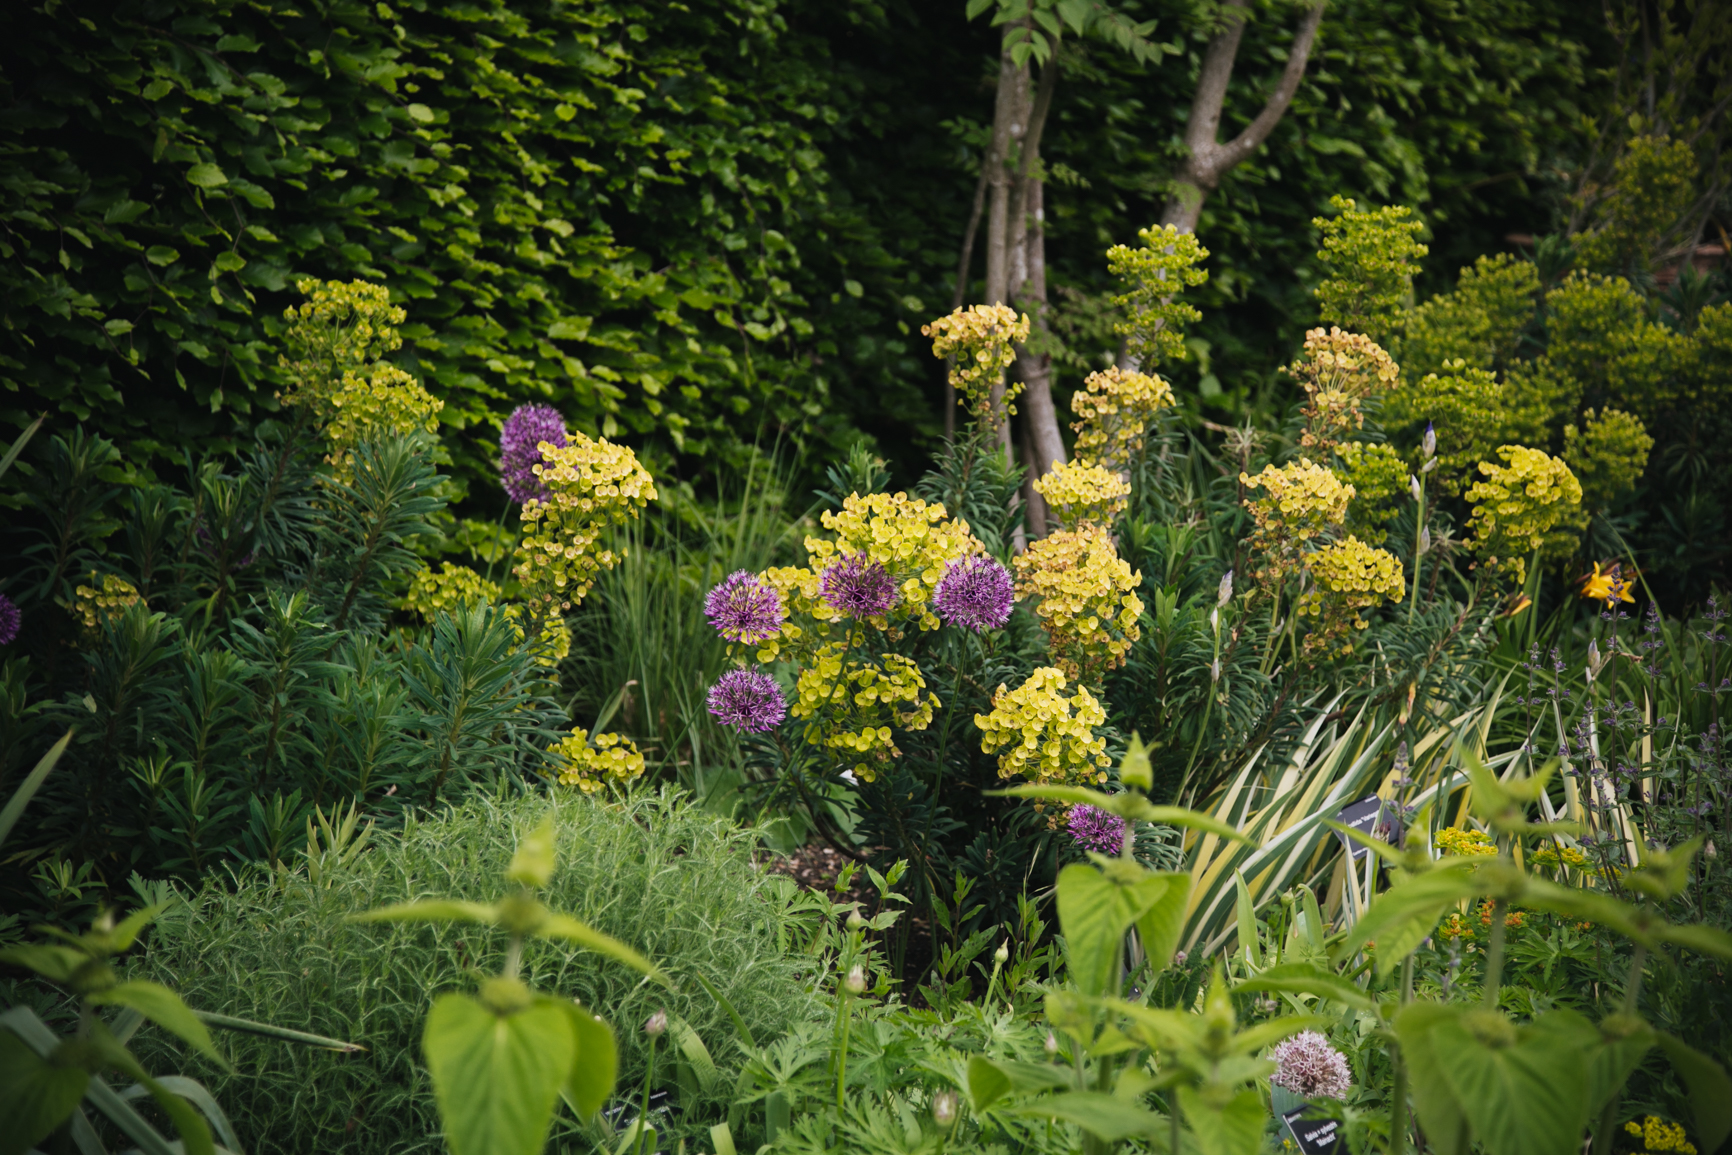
[
  {"x1": 1432, "y1": 1010, "x2": 1590, "y2": 1155},
  {"x1": 1394, "y1": 1004, "x2": 1470, "y2": 1155},
  {"x1": 553, "y1": 1000, "x2": 616, "y2": 1120},
  {"x1": 1655, "y1": 1031, "x2": 1732, "y2": 1155},
  {"x1": 1178, "y1": 1085, "x2": 1266, "y2": 1155},
  {"x1": 1057, "y1": 865, "x2": 1173, "y2": 998},
  {"x1": 424, "y1": 993, "x2": 574, "y2": 1155},
  {"x1": 0, "y1": 1030, "x2": 89, "y2": 1155}
]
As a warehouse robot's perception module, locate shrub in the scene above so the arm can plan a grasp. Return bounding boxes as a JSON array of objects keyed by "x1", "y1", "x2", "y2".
[{"x1": 127, "y1": 790, "x2": 822, "y2": 1155}]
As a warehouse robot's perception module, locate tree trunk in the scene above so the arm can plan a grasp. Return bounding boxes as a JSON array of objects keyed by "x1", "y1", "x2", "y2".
[
  {"x1": 983, "y1": 28, "x2": 1030, "y2": 459},
  {"x1": 947, "y1": 165, "x2": 990, "y2": 439},
  {"x1": 1008, "y1": 61, "x2": 1063, "y2": 534}
]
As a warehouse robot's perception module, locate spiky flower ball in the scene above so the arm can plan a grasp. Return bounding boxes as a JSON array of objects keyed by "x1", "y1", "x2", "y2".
[
  {"x1": 1269, "y1": 1030, "x2": 1352, "y2": 1100},
  {"x1": 707, "y1": 668, "x2": 788, "y2": 732},
  {"x1": 1066, "y1": 804, "x2": 1126, "y2": 856},
  {"x1": 705, "y1": 570, "x2": 786, "y2": 645},
  {"x1": 934, "y1": 555, "x2": 1014, "y2": 632},
  {"x1": 820, "y1": 553, "x2": 898, "y2": 619},
  {"x1": 498, "y1": 403, "x2": 570, "y2": 504},
  {"x1": 0, "y1": 593, "x2": 19, "y2": 646}
]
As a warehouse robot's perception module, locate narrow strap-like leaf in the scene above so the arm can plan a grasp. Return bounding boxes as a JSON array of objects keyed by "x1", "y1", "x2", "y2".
[
  {"x1": 194, "y1": 1011, "x2": 364, "y2": 1053},
  {"x1": 0, "y1": 729, "x2": 74, "y2": 851},
  {"x1": 118, "y1": 1076, "x2": 243, "y2": 1155}
]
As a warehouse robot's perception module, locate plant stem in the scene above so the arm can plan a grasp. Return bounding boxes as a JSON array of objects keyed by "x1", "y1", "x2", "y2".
[
  {"x1": 1592, "y1": 944, "x2": 1649, "y2": 1155},
  {"x1": 636, "y1": 1032, "x2": 658, "y2": 1155},
  {"x1": 1481, "y1": 898, "x2": 1507, "y2": 1009},
  {"x1": 834, "y1": 975, "x2": 853, "y2": 1111},
  {"x1": 1409, "y1": 479, "x2": 1425, "y2": 623},
  {"x1": 1390, "y1": 953, "x2": 1414, "y2": 1155}
]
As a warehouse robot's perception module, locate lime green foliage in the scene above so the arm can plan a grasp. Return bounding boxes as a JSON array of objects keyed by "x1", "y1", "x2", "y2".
[
  {"x1": 1564, "y1": 407, "x2": 1654, "y2": 512},
  {"x1": 321, "y1": 363, "x2": 444, "y2": 479},
  {"x1": 279, "y1": 280, "x2": 408, "y2": 415},
  {"x1": 129, "y1": 793, "x2": 820, "y2": 1155},
  {"x1": 1338, "y1": 441, "x2": 1408, "y2": 544},
  {"x1": 1572, "y1": 135, "x2": 1699, "y2": 273},
  {"x1": 1397, "y1": 253, "x2": 1540, "y2": 379},
  {"x1": 1312, "y1": 195, "x2": 1428, "y2": 343},
  {"x1": 402, "y1": 564, "x2": 502, "y2": 623},
  {"x1": 1466, "y1": 445, "x2": 1584, "y2": 580},
  {"x1": 1546, "y1": 273, "x2": 1695, "y2": 424},
  {"x1": 1106, "y1": 224, "x2": 1210, "y2": 366},
  {"x1": 1386, "y1": 360, "x2": 1549, "y2": 495}
]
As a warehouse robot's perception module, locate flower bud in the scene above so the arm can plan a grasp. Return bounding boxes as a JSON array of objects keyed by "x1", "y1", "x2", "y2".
[
  {"x1": 1209, "y1": 607, "x2": 1220, "y2": 636},
  {"x1": 844, "y1": 964, "x2": 866, "y2": 994},
  {"x1": 644, "y1": 1010, "x2": 668, "y2": 1037},
  {"x1": 1586, "y1": 639, "x2": 1603, "y2": 681},
  {"x1": 1211, "y1": 658, "x2": 1221, "y2": 684},
  {"x1": 1173, "y1": 950, "x2": 1187, "y2": 967},
  {"x1": 994, "y1": 940, "x2": 1010, "y2": 964},
  {"x1": 846, "y1": 910, "x2": 866, "y2": 931},
  {"x1": 1410, "y1": 475, "x2": 1422, "y2": 502},
  {"x1": 1044, "y1": 1031, "x2": 1059, "y2": 1056},
  {"x1": 932, "y1": 1091, "x2": 958, "y2": 1126},
  {"x1": 1217, "y1": 570, "x2": 1234, "y2": 607},
  {"x1": 1706, "y1": 839, "x2": 1718, "y2": 859},
  {"x1": 1419, "y1": 526, "x2": 1431, "y2": 555},
  {"x1": 1422, "y1": 457, "x2": 1437, "y2": 474},
  {"x1": 1423, "y1": 422, "x2": 1437, "y2": 459}
]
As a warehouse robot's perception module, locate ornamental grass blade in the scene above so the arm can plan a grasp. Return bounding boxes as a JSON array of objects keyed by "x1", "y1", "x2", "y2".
[
  {"x1": 1234, "y1": 962, "x2": 1374, "y2": 1012},
  {"x1": 346, "y1": 899, "x2": 498, "y2": 926},
  {"x1": 0, "y1": 729, "x2": 74, "y2": 851},
  {"x1": 194, "y1": 1011, "x2": 364, "y2": 1053}
]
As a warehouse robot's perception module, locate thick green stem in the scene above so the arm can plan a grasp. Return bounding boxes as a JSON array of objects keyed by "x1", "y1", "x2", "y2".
[
  {"x1": 1593, "y1": 944, "x2": 1649, "y2": 1155},
  {"x1": 1390, "y1": 954, "x2": 1414, "y2": 1155},
  {"x1": 1481, "y1": 898, "x2": 1507, "y2": 1009},
  {"x1": 1409, "y1": 483, "x2": 1425, "y2": 623}
]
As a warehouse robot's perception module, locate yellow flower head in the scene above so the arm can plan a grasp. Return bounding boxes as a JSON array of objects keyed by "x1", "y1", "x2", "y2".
[
  {"x1": 513, "y1": 432, "x2": 657, "y2": 617},
  {"x1": 1465, "y1": 445, "x2": 1583, "y2": 583},
  {"x1": 921, "y1": 304, "x2": 1031, "y2": 429},
  {"x1": 546, "y1": 727, "x2": 646, "y2": 794},
  {"x1": 402, "y1": 564, "x2": 503, "y2": 623},
  {"x1": 789, "y1": 644, "x2": 938, "y2": 781},
  {"x1": 1288, "y1": 327, "x2": 1400, "y2": 451},
  {"x1": 1579, "y1": 561, "x2": 1635, "y2": 606},
  {"x1": 975, "y1": 667, "x2": 1110, "y2": 786},
  {"x1": 1435, "y1": 827, "x2": 1496, "y2": 857},
  {"x1": 1625, "y1": 1116, "x2": 1696, "y2": 1155},
  {"x1": 1240, "y1": 459, "x2": 1354, "y2": 585},
  {"x1": 279, "y1": 278, "x2": 406, "y2": 404},
  {"x1": 1297, "y1": 535, "x2": 1405, "y2": 654},
  {"x1": 74, "y1": 573, "x2": 142, "y2": 633},
  {"x1": 1013, "y1": 525, "x2": 1143, "y2": 684},
  {"x1": 1033, "y1": 460, "x2": 1131, "y2": 530},
  {"x1": 319, "y1": 362, "x2": 443, "y2": 477},
  {"x1": 1070, "y1": 365, "x2": 1175, "y2": 468}
]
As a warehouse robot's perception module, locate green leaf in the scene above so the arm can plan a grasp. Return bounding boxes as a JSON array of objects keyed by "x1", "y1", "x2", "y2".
[
  {"x1": 1134, "y1": 872, "x2": 1190, "y2": 973},
  {"x1": 0, "y1": 730, "x2": 72, "y2": 851},
  {"x1": 1333, "y1": 863, "x2": 1479, "y2": 964},
  {"x1": 185, "y1": 164, "x2": 228, "y2": 190},
  {"x1": 965, "y1": 1054, "x2": 1011, "y2": 1112},
  {"x1": 195, "y1": 1010, "x2": 364, "y2": 1053},
  {"x1": 1178, "y1": 1086, "x2": 1266, "y2": 1155},
  {"x1": 549, "y1": 999, "x2": 615, "y2": 1120},
  {"x1": 990, "y1": 786, "x2": 1248, "y2": 842},
  {"x1": 1056, "y1": 864, "x2": 1175, "y2": 998},
  {"x1": 965, "y1": 1055, "x2": 1067, "y2": 1113},
  {"x1": 347, "y1": 899, "x2": 499, "y2": 926},
  {"x1": 97, "y1": 1036, "x2": 216, "y2": 1155},
  {"x1": 1655, "y1": 1031, "x2": 1732, "y2": 1154},
  {"x1": 1394, "y1": 1004, "x2": 1471, "y2": 1155},
  {"x1": 1007, "y1": 1092, "x2": 1168, "y2": 1141},
  {"x1": 89, "y1": 982, "x2": 225, "y2": 1069},
  {"x1": 145, "y1": 247, "x2": 181, "y2": 267},
  {"x1": 1656, "y1": 921, "x2": 1732, "y2": 961},
  {"x1": 212, "y1": 252, "x2": 246, "y2": 273},
  {"x1": 535, "y1": 913, "x2": 667, "y2": 984},
  {"x1": 107, "y1": 903, "x2": 169, "y2": 953},
  {"x1": 424, "y1": 993, "x2": 574, "y2": 1155},
  {"x1": 1226, "y1": 1016, "x2": 1333, "y2": 1057},
  {"x1": 0, "y1": 1029, "x2": 89, "y2": 1155},
  {"x1": 1235, "y1": 962, "x2": 1374, "y2": 1012},
  {"x1": 1433, "y1": 1010, "x2": 1591, "y2": 1155},
  {"x1": 1233, "y1": 871, "x2": 1262, "y2": 967},
  {"x1": 0, "y1": 944, "x2": 88, "y2": 985},
  {"x1": 1120, "y1": 733, "x2": 1152, "y2": 791},
  {"x1": 507, "y1": 816, "x2": 557, "y2": 887},
  {"x1": 407, "y1": 103, "x2": 435, "y2": 123},
  {"x1": 1577, "y1": 1013, "x2": 1651, "y2": 1117}
]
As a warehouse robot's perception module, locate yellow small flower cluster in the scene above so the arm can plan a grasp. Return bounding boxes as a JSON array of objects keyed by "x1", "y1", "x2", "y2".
[
  {"x1": 322, "y1": 362, "x2": 444, "y2": 478},
  {"x1": 514, "y1": 432, "x2": 657, "y2": 617},
  {"x1": 279, "y1": 278, "x2": 406, "y2": 405},
  {"x1": 1529, "y1": 844, "x2": 1592, "y2": 870},
  {"x1": 75, "y1": 573, "x2": 142, "y2": 633},
  {"x1": 1240, "y1": 458, "x2": 1355, "y2": 578},
  {"x1": 505, "y1": 607, "x2": 573, "y2": 670},
  {"x1": 1435, "y1": 827, "x2": 1496, "y2": 857},
  {"x1": 402, "y1": 563, "x2": 502, "y2": 623},
  {"x1": 1106, "y1": 224, "x2": 1210, "y2": 366},
  {"x1": 546, "y1": 727, "x2": 645, "y2": 794},
  {"x1": 794, "y1": 491, "x2": 983, "y2": 635},
  {"x1": 1465, "y1": 445, "x2": 1583, "y2": 583},
  {"x1": 1070, "y1": 365, "x2": 1175, "y2": 467},
  {"x1": 1013, "y1": 525, "x2": 1143, "y2": 684},
  {"x1": 1478, "y1": 899, "x2": 1525, "y2": 930},
  {"x1": 1625, "y1": 1117, "x2": 1696, "y2": 1155},
  {"x1": 975, "y1": 667, "x2": 1110, "y2": 785},
  {"x1": 1033, "y1": 460, "x2": 1130, "y2": 530},
  {"x1": 1436, "y1": 911, "x2": 1474, "y2": 942},
  {"x1": 921, "y1": 304, "x2": 1031, "y2": 427},
  {"x1": 1298, "y1": 535, "x2": 1405, "y2": 654},
  {"x1": 791, "y1": 644, "x2": 937, "y2": 781},
  {"x1": 1289, "y1": 327, "x2": 1400, "y2": 451}
]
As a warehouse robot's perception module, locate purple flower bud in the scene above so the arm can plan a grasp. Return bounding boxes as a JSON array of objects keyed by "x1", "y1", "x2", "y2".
[
  {"x1": 706, "y1": 668, "x2": 787, "y2": 732},
  {"x1": 0, "y1": 593, "x2": 19, "y2": 646},
  {"x1": 1423, "y1": 422, "x2": 1437, "y2": 459},
  {"x1": 934, "y1": 555, "x2": 1014, "y2": 632},
  {"x1": 498, "y1": 404, "x2": 569, "y2": 504},
  {"x1": 1410, "y1": 475, "x2": 1422, "y2": 502},
  {"x1": 821, "y1": 552, "x2": 898, "y2": 618},
  {"x1": 704, "y1": 571, "x2": 785, "y2": 645},
  {"x1": 1217, "y1": 569, "x2": 1234, "y2": 607}
]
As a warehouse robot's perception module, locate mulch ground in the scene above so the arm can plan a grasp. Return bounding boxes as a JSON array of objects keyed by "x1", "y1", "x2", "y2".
[{"x1": 763, "y1": 842, "x2": 874, "y2": 910}]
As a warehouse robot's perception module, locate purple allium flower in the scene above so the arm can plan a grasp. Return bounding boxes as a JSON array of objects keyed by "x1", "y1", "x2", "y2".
[
  {"x1": 820, "y1": 552, "x2": 897, "y2": 618},
  {"x1": 498, "y1": 403, "x2": 569, "y2": 504},
  {"x1": 934, "y1": 555, "x2": 1014, "y2": 632},
  {"x1": 706, "y1": 668, "x2": 787, "y2": 732},
  {"x1": 705, "y1": 571, "x2": 785, "y2": 645},
  {"x1": 1067, "y1": 804, "x2": 1127, "y2": 856},
  {"x1": 0, "y1": 593, "x2": 19, "y2": 646},
  {"x1": 1269, "y1": 1030, "x2": 1352, "y2": 1100}
]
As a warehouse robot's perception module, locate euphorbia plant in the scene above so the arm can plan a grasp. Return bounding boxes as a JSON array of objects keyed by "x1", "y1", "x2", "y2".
[{"x1": 350, "y1": 813, "x2": 667, "y2": 1155}]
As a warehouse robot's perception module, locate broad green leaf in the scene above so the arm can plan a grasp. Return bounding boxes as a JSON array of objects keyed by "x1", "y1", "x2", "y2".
[
  {"x1": 0, "y1": 944, "x2": 88, "y2": 985},
  {"x1": 107, "y1": 903, "x2": 169, "y2": 953},
  {"x1": 97, "y1": 1037, "x2": 215, "y2": 1155},
  {"x1": 1135, "y1": 872, "x2": 1190, "y2": 973},
  {"x1": 1655, "y1": 1031, "x2": 1732, "y2": 1154},
  {"x1": 1626, "y1": 836, "x2": 1702, "y2": 902},
  {"x1": 1007, "y1": 1092, "x2": 1168, "y2": 1141},
  {"x1": 185, "y1": 164, "x2": 228, "y2": 189},
  {"x1": 552, "y1": 1000, "x2": 616, "y2": 1119},
  {"x1": 1101, "y1": 1000, "x2": 1202, "y2": 1052},
  {"x1": 1433, "y1": 1010, "x2": 1591, "y2": 1155},
  {"x1": 89, "y1": 982, "x2": 225, "y2": 1068},
  {"x1": 1394, "y1": 1004, "x2": 1470, "y2": 1155},
  {"x1": 1227, "y1": 1016, "x2": 1332, "y2": 1057},
  {"x1": 507, "y1": 816, "x2": 557, "y2": 887},
  {"x1": 424, "y1": 993, "x2": 574, "y2": 1155},
  {"x1": 1656, "y1": 921, "x2": 1732, "y2": 961},
  {"x1": 1056, "y1": 865, "x2": 1173, "y2": 998},
  {"x1": 966, "y1": 1055, "x2": 1067, "y2": 1112},
  {"x1": 1574, "y1": 1013, "x2": 1651, "y2": 1117},
  {"x1": 1178, "y1": 1086, "x2": 1266, "y2": 1155},
  {"x1": 0, "y1": 729, "x2": 72, "y2": 850},
  {"x1": 1372, "y1": 900, "x2": 1455, "y2": 976},
  {"x1": 1334, "y1": 863, "x2": 1479, "y2": 963},
  {"x1": 1120, "y1": 733, "x2": 1152, "y2": 791},
  {"x1": 1235, "y1": 962, "x2": 1374, "y2": 1012},
  {"x1": 1516, "y1": 877, "x2": 1649, "y2": 942},
  {"x1": 347, "y1": 899, "x2": 498, "y2": 926},
  {"x1": 0, "y1": 1029, "x2": 89, "y2": 1155},
  {"x1": 536, "y1": 913, "x2": 667, "y2": 984},
  {"x1": 965, "y1": 1054, "x2": 1011, "y2": 1112}
]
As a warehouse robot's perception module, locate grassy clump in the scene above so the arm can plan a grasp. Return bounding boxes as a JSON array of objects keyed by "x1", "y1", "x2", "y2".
[{"x1": 129, "y1": 788, "x2": 822, "y2": 1155}]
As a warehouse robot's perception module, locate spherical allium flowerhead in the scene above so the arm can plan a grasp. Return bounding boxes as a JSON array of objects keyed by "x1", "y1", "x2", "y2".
[
  {"x1": 498, "y1": 403, "x2": 570, "y2": 504},
  {"x1": 934, "y1": 555, "x2": 1014, "y2": 632},
  {"x1": 706, "y1": 668, "x2": 788, "y2": 733},
  {"x1": 705, "y1": 571, "x2": 786, "y2": 645},
  {"x1": 820, "y1": 552, "x2": 898, "y2": 618},
  {"x1": 1269, "y1": 1030, "x2": 1352, "y2": 1100},
  {"x1": 1067, "y1": 804, "x2": 1126, "y2": 856},
  {"x1": 0, "y1": 593, "x2": 19, "y2": 646}
]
